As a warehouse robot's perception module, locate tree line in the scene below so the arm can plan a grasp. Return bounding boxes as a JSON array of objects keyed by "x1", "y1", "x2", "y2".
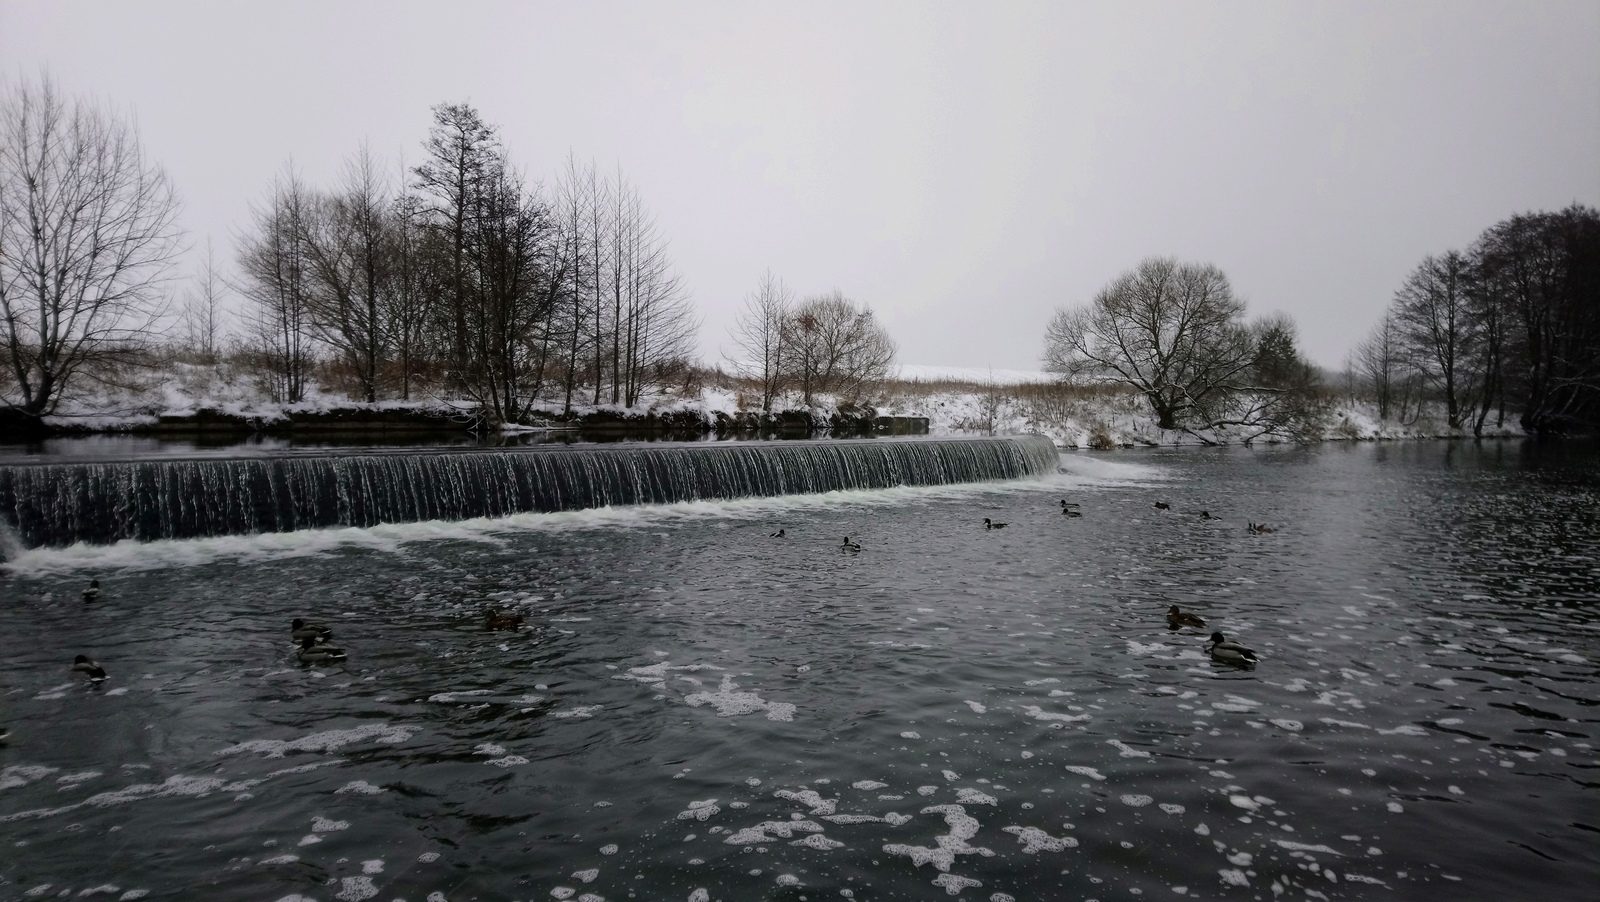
[
  {"x1": 726, "y1": 270, "x2": 898, "y2": 413},
  {"x1": 234, "y1": 103, "x2": 698, "y2": 423},
  {"x1": 1040, "y1": 257, "x2": 1324, "y2": 442},
  {"x1": 1, "y1": 77, "x2": 717, "y2": 425},
  {"x1": 1349, "y1": 205, "x2": 1600, "y2": 435}
]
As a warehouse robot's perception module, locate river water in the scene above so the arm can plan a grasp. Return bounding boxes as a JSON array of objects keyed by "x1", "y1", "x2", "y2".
[{"x1": 0, "y1": 440, "x2": 1595, "y2": 901}]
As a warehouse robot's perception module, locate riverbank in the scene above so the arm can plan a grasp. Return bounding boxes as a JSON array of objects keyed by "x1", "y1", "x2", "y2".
[{"x1": 7, "y1": 360, "x2": 1519, "y2": 447}]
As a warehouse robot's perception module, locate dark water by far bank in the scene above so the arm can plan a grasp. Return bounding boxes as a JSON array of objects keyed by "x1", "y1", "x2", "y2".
[{"x1": 0, "y1": 440, "x2": 1596, "y2": 901}]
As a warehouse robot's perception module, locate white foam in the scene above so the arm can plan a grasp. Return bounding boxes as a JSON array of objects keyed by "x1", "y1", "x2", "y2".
[
  {"x1": 218, "y1": 723, "x2": 419, "y2": 758},
  {"x1": 1002, "y1": 825, "x2": 1077, "y2": 853},
  {"x1": 1020, "y1": 705, "x2": 1090, "y2": 724},
  {"x1": 775, "y1": 789, "x2": 837, "y2": 815},
  {"x1": 3, "y1": 471, "x2": 1125, "y2": 576},
  {"x1": 1119, "y1": 794, "x2": 1153, "y2": 807},
  {"x1": 431, "y1": 690, "x2": 495, "y2": 703},
  {"x1": 792, "y1": 833, "x2": 845, "y2": 850},
  {"x1": 852, "y1": 780, "x2": 888, "y2": 790},
  {"x1": 932, "y1": 874, "x2": 983, "y2": 895},
  {"x1": 684, "y1": 675, "x2": 795, "y2": 721},
  {"x1": 312, "y1": 816, "x2": 350, "y2": 832},
  {"x1": 485, "y1": 755, "x2": 529, "y2": 767},
  {"x1": 955, "y1": 789, "x2": 998, "y2": 806},
  {"x1": 963, "y1": 700, "x2": 986, "y2": 714},
  {"x1": 572, "y1": 868, "x2": 599, "y2": 883},
  {"x1": 677, "y1": 799, "x2": 721, "y2": 821},
  {"x1": 552, "y1": 706, "x2": 602, "y2": 719},
  {"x1": 723, "y1": 820, "x2": 825, "y2": 844},
  {"x1": 334, "y1": 781, "x2": 385, "y2": 795},
  {"x1": 1064, "y1": 766, "x2": 1105, "y2": 781},
  {"x1": 882, "y1": 804, "x2": 994, "y2": 872},
  {"x1": 335, "y1": 876, "x2": 378, "y2": 901},
  {"x1": 1107, "y1": 740, "x2": 1150, "y2": 759}
]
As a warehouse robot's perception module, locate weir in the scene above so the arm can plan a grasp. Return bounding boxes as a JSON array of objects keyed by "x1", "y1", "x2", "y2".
[{"x1": 0, "y1": 435, "x2": 1059, "y2": 549}]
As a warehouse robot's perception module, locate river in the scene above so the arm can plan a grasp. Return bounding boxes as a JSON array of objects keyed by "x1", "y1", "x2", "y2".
[{"x1": 0, "y1": 439, "x2": 1595, "y2": 900}]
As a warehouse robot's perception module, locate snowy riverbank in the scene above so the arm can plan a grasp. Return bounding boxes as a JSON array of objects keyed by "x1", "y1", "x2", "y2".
[{"x1": 20, "y1": 360, "x2": 1521, "y2": 447}]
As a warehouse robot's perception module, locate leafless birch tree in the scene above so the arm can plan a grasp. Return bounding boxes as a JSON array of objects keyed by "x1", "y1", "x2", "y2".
[{"x1": 728, "y1": 269, "x2": 793, "y2": 412}]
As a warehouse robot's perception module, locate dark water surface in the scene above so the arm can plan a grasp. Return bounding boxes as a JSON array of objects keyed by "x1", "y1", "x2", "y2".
[{"x1": 1, "y1": 441, "x2": 1596, "y2": 901}]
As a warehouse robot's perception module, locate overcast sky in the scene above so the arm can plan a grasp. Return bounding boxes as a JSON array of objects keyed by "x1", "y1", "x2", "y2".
[{"x1": 3, "y1": 1, "x2": 1596, "y2": 370}]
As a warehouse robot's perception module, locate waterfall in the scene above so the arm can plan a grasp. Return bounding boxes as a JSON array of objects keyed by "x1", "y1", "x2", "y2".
[{"x1": 0, "y1": 436, "x2": 1059, "y2": 549}]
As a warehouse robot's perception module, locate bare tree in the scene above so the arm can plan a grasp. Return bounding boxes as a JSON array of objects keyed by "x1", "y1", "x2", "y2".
[
  {"x1": 1043, "y1": 257, "x2": 1259, "y2": 432},
  {"x1": 236, "y1": 164, "x2": 315, "y2": 403},
  {"x1": 1392, "y1": 250, "x2": 1478, "y2": 429},
  {"x1": 301, "y1": 144, "x2": 391, "y2": 402},
  {"x1": 784, "y1": 290, "x2": 897, "y2": 405},
  {"x1": 0, "y1": 76, "x2": 183, "y2": 418},
  {"x1": 414, "y1": 102, "x2": 501, "y2": 387},
  {"x1": 180, "y1": 239, "x2": 227, "y2": 362},
  {"x1": 1353, "y1": 312, "x2": 1408, "y2": 421},
  {"x1": 728, "y1": 269, "x2": 793, "y2": 412}
]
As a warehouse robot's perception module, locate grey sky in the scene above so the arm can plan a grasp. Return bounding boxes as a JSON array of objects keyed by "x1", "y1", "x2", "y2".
[{"x1": 3, "y1": 1, "x2": 1596, "y2": 370}]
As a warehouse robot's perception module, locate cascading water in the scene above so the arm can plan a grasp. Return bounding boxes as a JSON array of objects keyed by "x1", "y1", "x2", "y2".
[{"x1": 0, "y1": 435, "x2": 1059, "y2": 549}]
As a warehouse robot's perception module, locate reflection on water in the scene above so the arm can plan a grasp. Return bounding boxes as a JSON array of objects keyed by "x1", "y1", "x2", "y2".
[{"x1": 0, "y1": 439, "x2": 1595, "y2": 900}]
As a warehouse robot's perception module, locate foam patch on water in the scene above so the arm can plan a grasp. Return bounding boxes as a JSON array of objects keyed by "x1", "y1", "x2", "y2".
[
  {"x1": 684, "y1": 675, "x2": 795, "y2": 721},
  {"x1": 335, "y1": 876, "x2": 378, "y2": 901},
  {"x1": 882, "y1": 804, "x2": 995, "y2": 872},
  {"x1": 1002, "y1": 825, "x2": 1078, "y2": 853},
  {"x1": 776, "y1": 789, "x2": 838, "y2": 815},
  {"x1": 2, "y1": 469, "x2": 1141, "y2": 576},
  {"x1": 1019, "y1": 705, "x2": 1090, "y2": 724},
  {"x1": 932, "y1": 874, "x2": 983, "y2": 895},
  {"x1": 955, "y1": 789, "x2": 997, "y2": 806},
  {"x1": 217, "y1": 723, "x2": 419, "y2": 758},
  {"x1": 723, "y1": 820, "x2": 825, "y2": 844},
  {"x1": 678, "y1": 799, "x2": 720, "y2": 821}
]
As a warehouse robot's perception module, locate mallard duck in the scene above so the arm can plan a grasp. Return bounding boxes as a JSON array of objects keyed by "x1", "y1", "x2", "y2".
[
  {"x1": 290, "y1": 618, "x2": 333, "y2": 643},
  {"x1": 1167, "y1": 605, "x2": 1206, "y2": 629},
  {"x1": 1153, "y1": 502, "x2": 1170, "y2": 511},
  {"x1": 485, "y1": 608, "x2": 524, "y2": 631},
  {"x1": 1248, "y1": 522, "x2": 1275, "y2": 534},
  {"x1": 770, "y1": 529, "x2": 786, "y2": 538},
  {"x1": 297, "y1": 636, "x2": 347, "y2": 664},
  {"x1": 1060, "y1": 500, "x2": 1080, "y2": 509},
  {"x1": 842, "y1": 536, "x2": 862, "y2": 552},
  {"x1": 82, "y1": 579, "x2": 101, "y2": 601},
  {"x1": 984, "y1": 518, "x2": 1008, "y2": 530},
  {"x1": 71, "y1": 655, "x2": 107, "y2": 681},
  {"x1": 1205, "y1": 631, "x2": 1259, "y2": 666},
  {"x1": 1200, "y1": 510, "x2": 1221, "y2": 520},
  {"x1": 1060, "y1": 501, "x2": 1083, "y2": 518}
]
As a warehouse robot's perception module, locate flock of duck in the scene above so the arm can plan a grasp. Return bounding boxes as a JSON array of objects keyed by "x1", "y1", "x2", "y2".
[
  {"x1": 772, "y1": 496, "x2": 1267, "y2": 668},
  {"x1": 51, "y1": 493, "x2": 1267, "y2": 694}
]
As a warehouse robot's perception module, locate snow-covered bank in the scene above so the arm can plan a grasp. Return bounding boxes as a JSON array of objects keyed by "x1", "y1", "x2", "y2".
[
  {"x1": 878, "y1": 382, "x2": 1525, "y2": 448},
  {"x1": 21, "y1": 360, "x2": 1522, "y2": 447}
]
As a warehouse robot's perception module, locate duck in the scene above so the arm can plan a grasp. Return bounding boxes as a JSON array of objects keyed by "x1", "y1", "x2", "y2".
[
  {"x1": 1060, "y1": 501, "x2": 1083, "y2": 518},
  {"x1": 1200, "y1": 510, "x2": 1221, "y2": 520},
  {"x1": 1166, "y1": 605, "x2": 1206, "y2": 629},
  {"x1": 770, "y1": 529, "x2": 786, "y2": 538},
  {"x1": 1248, "y1": 522, "x2": 1275, "y2": 534},
  {"x1": 1153, "y1": 502, "x2": 1170, "y2": 511},
  {"x1": 71, "y1": 655, "x2": 108, "y2": 681},
  {"x1": 484, "y1": 608, "x2": 524, "y2": 631},
  {"x1": 1205, "y1": 631, "x2": 1259, "y2": 667},
  {"x1": 841, "y1": 536, "x2": 862, "y2": 552},
  {"x1": 297, "y1": 636, "x2": 347, "y2": 664},
  {"x1": 82, "y1": 579, "x2": 101, "y2": 601},
  {"x1": 984, "y1": 518, "x2": 1008, "y2": 530},
  {"x1": 290, "y1": 618, "x2": 333, "y2": 643}
]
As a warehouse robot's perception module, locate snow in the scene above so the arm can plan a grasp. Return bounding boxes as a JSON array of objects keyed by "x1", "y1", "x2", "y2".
[{"x1": 29, "y1": 358, "x2": 1523, "y2": 451}]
